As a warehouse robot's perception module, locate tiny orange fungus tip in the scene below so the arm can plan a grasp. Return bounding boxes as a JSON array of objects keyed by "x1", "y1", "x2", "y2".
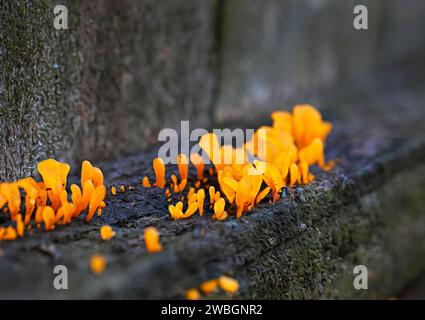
[
  {"x1": 255, "y1": 187, "x2": 271, "y2": 205},
  {"x1": 213, "y1": 198, "x2": 228, "y2": 221},
  {"x1": 185, "y1": 288, "x2": 201, "y2": 300},
  {"x1": 188, "y1": 194, "x2": 197, "y2": 206},
  {"x1": 153, "y1": 158, "x2": 166, "y2": 188},
  {"x1": 42, "y1": 206, "x2": 56, "y2": 231},
  {"x1": 182, "y1": 202, "x2": 198, "y2": 219},
  {"x1": 110, "y1": 186, "x2": 117, "y2": 195},
  {"x1": 208, "y1": 186, "x2": 216, "y2": 204},
  {"x1": 218, "y1": 276, "x2": 239, "y2": 293},
  {"x1": 187, "y1": 187, "x2": 195, "y2": 199},
  {"x1": 196, "y1": 189, "x2": 205, "y2": 216},
  {"x1": 142, "y1": 176, "x2": 151, "y2": 188},
  {"x1": 200, "y1": 279, "x2": 219, "y2": 294},
  {"x1": 90, "y1": 255, "x2": 106, "y2": 274},
  {"x1": 120, "y1": 185, "x2": 125, "y2": 192},
  {"x1": 323, "y1": 160, "x2": 335, "y2": 172},
  {"x1": 178, "y1": 179, "x2": 188, "y2": 192},
  {"x1": 100, "y1": 225, "x2": 116, "y2": 241},
  {"x1": 289, "y1": 163, "x2": 299, "y2": 187},
  {"x1": 86, "y1": 185, "x2": 107, "y2": 222},
  {"x1": 144, "y1": 226, "x2": 163, "y2": 253},
  {"x1": 0, "y1": 226, "x2": 18, "y2": 241}
]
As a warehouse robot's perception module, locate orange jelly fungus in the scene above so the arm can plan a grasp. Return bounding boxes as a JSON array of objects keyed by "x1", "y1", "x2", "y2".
[
  {"x1": 0, "y1": 159, "x2": 107, "y2": 240},
  {"x1": 177, "y1": 154, "x2": 189, "y2": 181},
  {"x1": 42, "y1": 206, "x2": 56, "y2": 231},
  {"x1": 16, "y1": 214, "x2": 24, "y2": 237},
  {"x1": 168, "y1": 201, "x2": 181, "y2": 220},
  {"x1": 187, "y1": 187, "x2": 195, "y2": 200},
  {"x1": 209, "y1": 186, "x2": 216, "y2": 206},
  {"x1": 218, "y1": 275, "x2": 240, "y2": 293},
  {"x1": 1, "y1": 182, "x2": 22, "y2": 220},
  {"x1": 142, "y1": 176, "x2": 152, "y2": 188},
  {"x1": 190, "y1": 153, "x2": 205, "y2": 180},
  {"x1": 196, "y1": 189, "x2": 205, "y2": 216},
  {"x1": 110, "y1": 186, "x2": 117, "y2": 196},
  {"x1": 86, "y1": 185, "x2": 106, "y2": 222},
  {"x1": 168, "y1": 201, "x2": 199, "y2": 220},
  {"x1": 200, "y1": 279, "x2": 219, "y2": 294},
  {"x1": 90, "y1": 255, "x2": 106, "y2": 274},
  {"x1": 144, "y1": 226, "x2": 163, "y2": 253},
  {"x1": 185, "y1": 288, "x2": 201, "y2": 300},
  {"x1": 0, "y1": 226, "x2": 17, "y2": 241},
  {"x1": 153, "y1": 158, "x2": 166, "y2": 188},
  {"x1": 38, "y1": 159, "x2": 70, "y2": 211},
  {"x1": 142, "y1": 104, "x2": 333, "y2": 221},
  {"x1": 100, "y1": 225, "x2": 116, "y2": 240},
  {"x1": 187, "y1": 275, "x2": 239, "y2": 299},
  {"x1": 213, "y1": 198, "x2": 228, "y2": 221}
]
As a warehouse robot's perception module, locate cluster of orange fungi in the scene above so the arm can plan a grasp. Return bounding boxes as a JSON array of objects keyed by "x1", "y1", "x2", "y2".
[
  {"x1": 142, "y1": 104, "x2": 333, "y2": 221},
  {"x1": 186, "y1": 275, "x2": 240, "y2": 300},
  {"x1": 1, "y1": 104, "x2": 332, "y2": 241},
  {"x1": 0, "y1": 159, "x2": 106, "y2": 241}
]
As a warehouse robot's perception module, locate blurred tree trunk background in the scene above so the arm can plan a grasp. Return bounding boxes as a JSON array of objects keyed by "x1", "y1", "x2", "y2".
[{"x1": 1, "y1": 0, "x2": 424, "y2": 180}]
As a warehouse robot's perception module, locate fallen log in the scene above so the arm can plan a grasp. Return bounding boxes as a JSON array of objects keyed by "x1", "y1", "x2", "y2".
[{"x1": 0, "y1": 77, "x2": 425, "y2": 299}]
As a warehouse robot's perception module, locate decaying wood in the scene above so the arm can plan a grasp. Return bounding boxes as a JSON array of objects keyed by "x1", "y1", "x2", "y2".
[{"x1": 1, "y1": 73, "x2": 425, "y2": 299}]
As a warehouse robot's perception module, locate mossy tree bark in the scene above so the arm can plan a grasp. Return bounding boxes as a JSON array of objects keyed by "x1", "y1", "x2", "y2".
[{"x1": 0, "y1": 0, "x2": 217, "y2": 180}]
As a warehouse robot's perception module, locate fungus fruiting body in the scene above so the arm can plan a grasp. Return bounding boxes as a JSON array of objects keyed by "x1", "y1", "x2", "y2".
[
  {"x1": 218, "y1": 276, "x2": 240, "y2": 293},
  {"x1": 111, "y1": 186, "x2": 117, "y2": 196},
  {"x1": 185, "y1": 289, "x2": 201, "y2": 300},
  {"x1": 86, "y1": 185, "x2": 107, "y2": 222},
  {"x1": 0, "y1": 226, "x2": 17, "y2": 241},
  {"x1": 0, "y1": 159, "x2": 107, "y2": 241},
  {"x1": 100, "y1": 225, "x2": 116, "y2": 240},
  {"x1": 186, "y1": 275, "x2": 239, "y2": 299},
  {"x1": 1, "y1": 104, "x2": 332, "y2": 279},
  {"x1": 143, "y1": 104, "x2": 332, "y2": 222},
  {"x1": 90, "y1": 255, "x2": 106, "y2": 274},
  {"x1": 144, "y1": 227, "x2": 163, "y2": 253},
  {"x1": 196, "y1": 189, "x2": 205, "y2": 216},
  {"x1": 200, "y1": 279, "x2": 219, "y2": 294},
  {"x1": 142, "y1": 176, "x2": 151, "y2": 188},
  {"x1": 213, "y1": 198, "x2": 228, "y2": 221},
  {"x1": 153, "y1": 158, "x2": 166, "y2": 188}
]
